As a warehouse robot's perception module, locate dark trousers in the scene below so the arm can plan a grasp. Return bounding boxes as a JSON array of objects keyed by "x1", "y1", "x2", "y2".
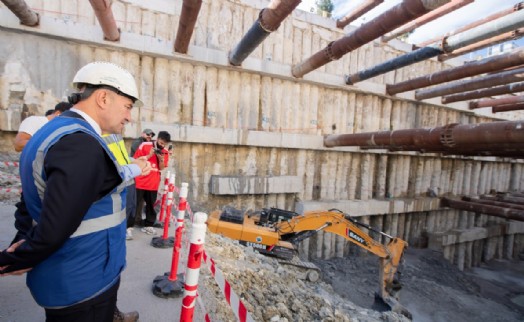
[
  {"x1": 135, "y1": 188, "x2": 158, "y2": 227},
  {"x1": 45, "y1": 279, "x2": 120, "y2": 322},
  {"x1": 125, "y1": 183, "x2": 137, "y2": 229}
]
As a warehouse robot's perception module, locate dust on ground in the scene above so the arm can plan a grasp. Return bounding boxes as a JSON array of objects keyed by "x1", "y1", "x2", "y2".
[{"x1": 1, "y1": 154, "x2": 523, "y2": 322}]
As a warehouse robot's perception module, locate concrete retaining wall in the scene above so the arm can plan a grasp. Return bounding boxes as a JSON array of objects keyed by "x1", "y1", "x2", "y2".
[{"x1": 1, "y1": 0, "x2": 523, "y2": 269}]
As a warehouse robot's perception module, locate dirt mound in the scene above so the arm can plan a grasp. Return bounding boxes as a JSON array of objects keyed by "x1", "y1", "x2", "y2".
[
  {"x1": 201, "y1": 234, "x2": 409, "y2": 322},
  {"x1": 314, "y1": 246, "x2": 523, "y2": 322}
]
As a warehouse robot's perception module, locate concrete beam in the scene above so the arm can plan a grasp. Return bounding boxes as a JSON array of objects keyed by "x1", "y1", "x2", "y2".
[
  {"x1": 210, "y1": 175, "x2": 302, "y2": 195},
  {"x1": 295, "y1": 197, "x2": 441, "y2": 216},
  {"x1": 428, "y1": 221, "x2": 524, "y2": 250}
]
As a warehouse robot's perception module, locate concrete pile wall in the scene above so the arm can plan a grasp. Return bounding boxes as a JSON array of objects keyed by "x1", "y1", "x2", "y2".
[{"x1": 0, "y1": 0, "x2": 523, "y2": 269}]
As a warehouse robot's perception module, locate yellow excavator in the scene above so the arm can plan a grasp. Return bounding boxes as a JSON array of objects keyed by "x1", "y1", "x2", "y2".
[{"x1": 207, "y1": 207, "x2": 411, "y2": 318}]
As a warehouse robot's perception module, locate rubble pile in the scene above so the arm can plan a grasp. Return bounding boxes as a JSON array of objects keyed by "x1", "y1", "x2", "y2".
[
  {"x1": 0, "y1": 153, "x2": 21, "y2": 206},
  {"x1": 200, "y1": 234, "x2": 409, "y2": 322}
]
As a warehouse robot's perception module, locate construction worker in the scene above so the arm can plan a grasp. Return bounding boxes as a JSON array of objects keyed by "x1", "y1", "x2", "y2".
[
  {"x1": 0, "y1": 61, "x2": 149, "y2": 322},
  {"x1": 102, "y1": 133, "x2": 148, "y2": 241}
]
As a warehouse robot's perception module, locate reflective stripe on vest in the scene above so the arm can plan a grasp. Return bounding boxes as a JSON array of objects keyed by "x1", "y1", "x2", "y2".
[
  {"x1": 102, "y1": 134, "x2": 130, "y2": 165},
  {"x1": 31, "y1": 123, "x2": 126, "y2": 237},
  {"x1": 102, "y1": 134, "x2": 134, "y2": 187}
]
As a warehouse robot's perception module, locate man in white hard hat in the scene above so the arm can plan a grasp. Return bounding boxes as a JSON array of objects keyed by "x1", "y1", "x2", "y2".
[{"x1": 0, "y1": 62, "x2": 148, "y2": 322}]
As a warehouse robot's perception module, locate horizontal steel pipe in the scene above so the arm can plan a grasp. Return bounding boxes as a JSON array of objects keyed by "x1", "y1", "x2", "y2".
[
  {"x1": 469, "y1": 95, "x2": 524, "y2": 109},
  {"x1": 442, "y1": 80, "x2": 524, "y2": 104},
  {"x1": 174, "y1": 0, "x2": 203, "y2": 54},
  {"x1": 1, "y1": 0, "x2": 39, "y2": 26},
  {"x1": 336, "y1": 0, "x2": 384, "y2": 29},
  {"x1": 417, "y1": 66, "x2": 524, "y2": 100},
  {"x1": 89, "y1": 0, "x2": 120, "y2": 41},
  {"x1": 346, "y1": 46, "x2": 442, "y2": 85},
  {"x1": 292, "y1": 0, "x2": 447, "y2": 78},
  {"x1": 418, "y1": 1, "x2": 524, "y2": 47},
  {"x1": 438, "y1": 28, "x2": 524, "y2": 61},
  {"x1": 481, "y1": 194, "x2": 524, "y2": 206},
  {"x1": 443, "y1": 9, "x2": 524, "y2": 52},
  {"x1": 463, "y1": 196, "x2": 524, "y2": 210},
  {"x1": 441, "y1": 197, "x2": 524, "y2": 221},
  {"x1": 324, "y1": 121, "x2": 524, "y2": 151},
  {"x1": 382, "y1": 0, "x2": 473, "y2": 43},
  {"x1": 493, "y1": 102, "x2": 524, "y2": 113},
  {"x1": 229, "y1": 0, "x2": 301, "y2": 66},
  {"x1": 354, "y1": 9, "x2": 524, "y2": 86},
  {"x1": 387, "y1": 48, "x2": 524, "y2": 95}
]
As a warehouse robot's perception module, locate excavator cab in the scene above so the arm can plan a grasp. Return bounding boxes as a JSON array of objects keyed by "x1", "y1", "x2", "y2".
[{"x1": 256, "y1": 207, "x2": 300, "y2": 227}]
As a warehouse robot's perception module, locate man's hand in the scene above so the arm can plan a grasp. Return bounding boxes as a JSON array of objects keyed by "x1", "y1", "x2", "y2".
[
  {"x1": 0, "y1": 240, "x2": 32, "y2": 276},
  {"x1": 132, "y1": 158, "x2": 152, "y2": 176}
]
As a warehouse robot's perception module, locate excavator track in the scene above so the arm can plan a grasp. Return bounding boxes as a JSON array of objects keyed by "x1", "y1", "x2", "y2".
[{"x1": 278, "y1": 258, "x2": 322, "y2": 282}]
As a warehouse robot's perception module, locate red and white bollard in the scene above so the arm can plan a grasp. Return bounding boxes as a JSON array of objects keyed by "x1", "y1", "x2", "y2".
[
  {"x1": 168, "y1": 182, "x2": 188, "y2": 279},
  {"x1": 180, "y1": 212, "x2": 208, "y2": 322},
  {"x1": 151, "y1": 174, "x2": 176, "y2": 248},
  {"x1": 157, "y1": 170, "x2": 171, "y2": 223},
  {"x1": 152, "y1": 182, "x2": 189, "y2": 297}
]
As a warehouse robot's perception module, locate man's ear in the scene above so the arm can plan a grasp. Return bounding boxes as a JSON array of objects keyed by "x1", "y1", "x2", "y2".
[{"x1": 94, "y1": 89, "x2": 110, "y2": 109}]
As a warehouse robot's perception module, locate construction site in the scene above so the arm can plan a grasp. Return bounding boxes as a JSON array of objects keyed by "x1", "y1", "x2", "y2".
[{"x1": 1, "y1": 0, "x2": 524, "y2": 321}]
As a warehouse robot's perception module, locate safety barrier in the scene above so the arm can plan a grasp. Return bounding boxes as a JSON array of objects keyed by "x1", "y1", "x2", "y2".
[
  {"x1": 157, "y1": 170, "x2": 171, "y2": 222},
  {"x1": 180, "y1": 212, "x2": 208, "y2": 321},
  {"x1": 0, "y1": 161, "x2": 19, "y2": 168},
  {"x1": 0, "y1": 187, "x2": 22, "y2": 194},
  {"x1": 150, "y1": 179, "x2": 255, "y2": 321},
  {"x1": 202, "y1": 250, "x2": 255, "y2": 322}
]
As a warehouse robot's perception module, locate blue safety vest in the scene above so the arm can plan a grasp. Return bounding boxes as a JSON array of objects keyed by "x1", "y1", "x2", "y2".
[{"x1": 20, "y1": 115, "x2": 127, "y2": 308}]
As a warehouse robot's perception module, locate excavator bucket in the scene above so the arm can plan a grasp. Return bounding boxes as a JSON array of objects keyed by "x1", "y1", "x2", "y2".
[{"x1": 378, "y1": 238, "x2": 412, "y2": 319}]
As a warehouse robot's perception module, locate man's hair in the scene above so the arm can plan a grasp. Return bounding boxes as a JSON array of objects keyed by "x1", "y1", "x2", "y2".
[
  {"x1": 45, "y1": 109, "x2": 55, "y2": 117},
  {"x1": 54, "y1": 102, "x2": 73, "y2": 113},
  {"x1": 157, "y1": 131, "x2": 171, "y2": 142}
]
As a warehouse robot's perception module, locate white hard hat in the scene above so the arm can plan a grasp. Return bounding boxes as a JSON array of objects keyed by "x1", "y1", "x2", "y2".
[{"x1": 72, "y1": 61, "x2": 143, "y2": 107}]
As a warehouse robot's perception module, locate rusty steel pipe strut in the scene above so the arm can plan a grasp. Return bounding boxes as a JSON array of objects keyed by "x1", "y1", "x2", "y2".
[
  {"x1": 469, "y1": 95, "x2": 524, "y2": 109},
  {"x1": 442, "y1": 80, "x2": 524, "y2": 104},
  {"x1": 492, "y1": 102, "x2": 524, "y2": 113},
  {"x1": 324, "y1": 121, "x2": 524, "y2": 153},
  {"x1": 89, "y1": 0, "x2": 120, "y2": 41},
  {"x1": 481, "y1": 194, "x2": 524, "y2": 206},
  {"x1": 174, "y1": 0, "x2": 203, "y2": 54},
  {"x1": 229, "y1": 0, "x2": 301, "y2": 66},
  {"x1": 462, "y1": 196, "x2": 524, "y2": 211},
  {"x1": 336, "y1": 0, "x2": 384, "y2": 29},
  {"x1": 441, "y1": 197, "x2": 524, "y2": 222},
  {"x1": 418, "y1": 1, "x2": 524, "y2": 47},
  {"x1": 345, "y1": 46, "x2": 442, "y2": 85},
  {"x1": 381, "y1": 0, "x2": 473, "y2": 43},
  {"x1": 291, "y1": 0, "x2": 450, "y2": 78},
  {"x1": 1, "y1": 0, "x2": 39, "y2": 26},
  {"x1": 438, "y1": 28, "x2": 524, "y2": 61},
  {"x1": 416, "y1": 65, "x2": 524, "y2": 101},
  {"x1": 346, "y1": 9, "x2": 524, "y2": 85},
  {"x1": 386, "y1": 48, "x2": 524, "y2": 95}
]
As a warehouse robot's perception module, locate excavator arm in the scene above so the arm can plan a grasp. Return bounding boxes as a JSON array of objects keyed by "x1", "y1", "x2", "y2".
[
  {"x1": 276, "y1": 209, "x2": 408, "y2": 314},
  {"x1": 207, "y1": 207, "x2": 410, "y2": 318}
]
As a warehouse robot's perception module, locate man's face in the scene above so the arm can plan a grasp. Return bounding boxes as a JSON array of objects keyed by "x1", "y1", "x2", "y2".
[
  {"x1": 143, "y1": 133, "x2": 153, "y2": 141},
  {"x1": 101, "y1": 89, "x2": 133, "y2": 134},
  {"x1": 156, "y1": 138, "x2": 168, "y2": 150}
]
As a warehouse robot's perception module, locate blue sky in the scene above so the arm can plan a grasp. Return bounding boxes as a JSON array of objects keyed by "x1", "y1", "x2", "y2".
[{"x1": 297, "y1": 0, "x2": 523, "y2": 44}]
